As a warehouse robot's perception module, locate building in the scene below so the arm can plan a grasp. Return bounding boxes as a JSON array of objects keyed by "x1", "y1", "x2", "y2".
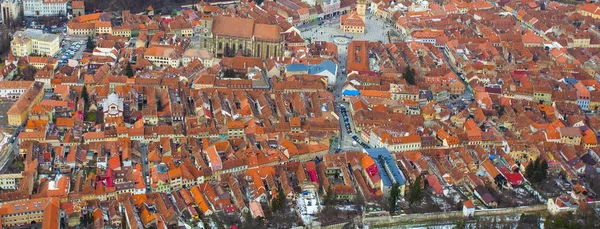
[
  {"x1": 0, "y1": 197, "x2": 60, "y2": 227},
  {"x1": 66, "y1": 13, "x2": 110, "y2": 36},
  {"x1": 317, "y1": 0, "x2": 340, "y2": 19},
  {"x1": 284, "y1": 60, "x2": 338, "y2": 85},
  {"x1": 182, "y1": 49, "x2": 214, "y2": 67},
  {"x1": 11, "y1": 29, "x2": 60, "y2": 57},
  {"x1": 577, "y1": 3, "x2": 600, "y2": 19},
  {"x1": 33, "y1": 69, "x2": 53, "y2": 90},
  {"x1": 574, "y1": 83, "x2": 590, "y2": 111},
  {"x1": 4, "y1": 81, "x2": 45, "y2": 126},
  {"x1": 365, "y1": 148, "x2": 406, "y2": 197},
  {"x1": 71, "y1": 0, "x2": 84, "y2": 17},
  {"x1": 339, "y1": 10, "x2": 365, "y2": 34},
  {"x1": 227, "y1": 120, "x2": 244, "y2": 139},
  {"x1": 462, "y1": 200, "x2": 476, "y2": 217},
  {"x1": 346, "y1": 41, "x2": 370, "y2": 72},
  {"x1": 102, "y1": 93, "x2": 124, "y2": 121},
  {"x1": 0, "y1": 173, "x2": 22, "y2": 189},
  {"x1": 1, "y1": 0, "x2": 22, "y2": 23},
  {"x1": 0, "y1": 81, "x2": 36, "y2": 99},
  {"x1": 23, "y1": 0, "x2": 67, "y2": 17},
  {"x1": 144, "y1": 46, "x2": 182, "y2": 68},
  {"x1": 559, "y1": 127, "x2": 582, "y2": 145},
  {"x1": 208, "y1": 16, "x2": 284, "y2": 59},
  {"x1": 547, "y1": 195, "x2": 579, "y2": 215},
  {"x1": 369, "y1": 127, "x2": 421, "y2": 152}
]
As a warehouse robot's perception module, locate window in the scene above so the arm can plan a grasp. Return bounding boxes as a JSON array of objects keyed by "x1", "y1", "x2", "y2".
[
  {"x1": 266, "y1": 45, "x2": 270, "y2": 57},
  {"x1": 257, "y1": 44, "x2": 261, "y2": 57}
]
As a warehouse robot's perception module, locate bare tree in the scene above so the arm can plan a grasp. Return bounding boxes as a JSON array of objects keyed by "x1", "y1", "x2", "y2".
[{"x1": 20, "y1": 65, "x2": 38, "y2": 81}]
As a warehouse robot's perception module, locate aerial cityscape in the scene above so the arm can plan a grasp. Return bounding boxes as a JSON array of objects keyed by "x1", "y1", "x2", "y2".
[{"x1": 0, "y1": 0, "x2": 599, "y2": 228}]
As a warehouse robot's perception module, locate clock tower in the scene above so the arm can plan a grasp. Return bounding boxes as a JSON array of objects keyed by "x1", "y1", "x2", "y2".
[{"x1": 356, "y1": 0, "x2": 366, "y2": 21}]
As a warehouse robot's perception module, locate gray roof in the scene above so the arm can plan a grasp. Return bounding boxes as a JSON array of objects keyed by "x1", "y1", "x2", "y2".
[{"x1": 15, "y1": 29, "x2": 60, "y2": 43}]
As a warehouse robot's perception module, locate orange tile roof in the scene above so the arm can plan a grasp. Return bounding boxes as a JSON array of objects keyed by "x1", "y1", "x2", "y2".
[
  {"x1": 521, "y1": 30, "x2": 544, "y2": 44},
  {"x1": 190, "y1": 186, "x2": 211, "y2": 215},
  {"x1": 341, "y1": 11, "x2": 365, "y2": 27},
  {"x1": 55, "y1": 117, "x2": 74, "y2": 127},
  {"x1": 94, "y1": 21, "x2": 111, "y2": 28},
  {"x1": 253, "y1": 24, "x2": 281, "y2": 42},
  {"x1": 228, "y1": 120, "x2": 244, "y2": 129},
  {"x1": 71, "y1": 1, "x2": 84, "y2": 9},
  {"x1": 360, "y1": 90, "x2": 391, "y2": 98},
  {"x1": 289, "y1": 117, "x2": 301, "y2": 127},
  {"x1": 347, "y1": 41, "x2": 370, "y2": 72},
  {"x1": 463, "y1": 200, "x2": 475, "y2": 208},
  {"x1": 212, "y1": 16, "x2": 254, "y2": 39},
  {"x1": 76, "y1": 13, "x2": 102, "y2": 23},
  {"x1": 482, "y1": 160, "x2": 500, "y2": 178},
  {"x1": 578, "y1": 3, "x2": 600, "y2": 15},
  {"x1": 582, "y1": 129, "x2": 597, "y2": 145},
  {"x1": 41, "y1": 198, "x2": 60, "y2": 229}
]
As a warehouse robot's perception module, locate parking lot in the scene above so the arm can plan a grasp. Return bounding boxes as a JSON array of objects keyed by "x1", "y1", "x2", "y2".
[
  {"x1": 0, "y1": 101, "x2": 14, "y2": 127},
  {"x1": 55, "y1": 38, "x2": 86, "y2": 67}
]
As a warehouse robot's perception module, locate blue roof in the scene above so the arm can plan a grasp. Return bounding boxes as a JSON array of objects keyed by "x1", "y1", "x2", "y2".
[
  {"x1": 285, "y1": 64, "x2": 308, "y2": 72},
  {"x1": 342, "y1": 89, "x2": 360, "y2": 96},
  {"x1": 308, "y1": 60, "x2": 337, "y2": 75},
  {"x1": 564, "y1": 78, "x2": 577, "y2": 85},
  {"x1": 366, "y1": 148, "x2": 406, "y2": 186}
]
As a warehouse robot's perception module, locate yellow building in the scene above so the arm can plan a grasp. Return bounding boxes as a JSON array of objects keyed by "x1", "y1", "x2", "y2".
[
  {"x1": 533, "y1": 90, "x2": 552, "y2": 105},
  {"x1": 340, "y1": 11, "x2": 365, "y2": 34},
  {"x1": 67, "y1": 13, "x2": 110, "y2": 36},
  {"x1": 94, "y1": 21, "x2": 112, "y2": 35},
  {"x1": 0, "y1": 197, "x2": 60, "y2": 227},
  {"x1": 11, "y1": 29, "x2": 60, "y2": 57},
  {"x1": 559, "y1": 127, "x2": 582, "y2": 145},
  {"x1": 7, "y1": 82, "x2": 45, "y2": 126},
  {"x1": 66, "y1": 21, "x2": 95, "y2": 36},
  {"x1": 0, "y1": 173, "x2": 23, "y2": 190},
  {"x1": 577, "y1": 3, "x2": 600, "y2": 19},
  {"x1": 112, "y1": 25, "x2": 132, "y2": 37}
]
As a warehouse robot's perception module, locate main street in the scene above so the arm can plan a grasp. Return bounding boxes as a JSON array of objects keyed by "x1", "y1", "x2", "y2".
[{"x1": 298, "y1": 12, "x2": 396, "y2": 152}]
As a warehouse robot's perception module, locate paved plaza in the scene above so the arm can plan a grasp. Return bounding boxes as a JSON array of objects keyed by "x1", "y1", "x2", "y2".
[{"x1": 299, "y1": 13, "x2": 395, "y2": 46}]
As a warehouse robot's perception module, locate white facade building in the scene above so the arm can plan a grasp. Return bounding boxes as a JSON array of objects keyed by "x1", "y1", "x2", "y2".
[{"x1": 23, "y1": 0, "x2": 67, "y2": 17}]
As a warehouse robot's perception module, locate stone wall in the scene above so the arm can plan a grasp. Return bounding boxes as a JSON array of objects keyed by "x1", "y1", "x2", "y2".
[{"x1": 364, "y1": 204, "x2": 547, "y2": 228}]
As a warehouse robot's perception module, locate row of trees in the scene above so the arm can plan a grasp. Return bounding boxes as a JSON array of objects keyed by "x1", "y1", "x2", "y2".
[
  {"x1": 388, "y1": 175, "x2": 424, "y2": 215},
  {"x1": 403, "y1": 66, "x2": 416, "y2": 85},
  {"x1": 525, "y1": 158, "x2": 548, "y2": 184},
  {"x1": 0, "y1": 32, "x2": 11, "y2": 59}
]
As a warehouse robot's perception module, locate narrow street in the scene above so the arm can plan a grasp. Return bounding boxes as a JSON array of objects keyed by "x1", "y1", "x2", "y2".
[{"x1": 140, "y1": 143, "x2": 150, "y2": 193}]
